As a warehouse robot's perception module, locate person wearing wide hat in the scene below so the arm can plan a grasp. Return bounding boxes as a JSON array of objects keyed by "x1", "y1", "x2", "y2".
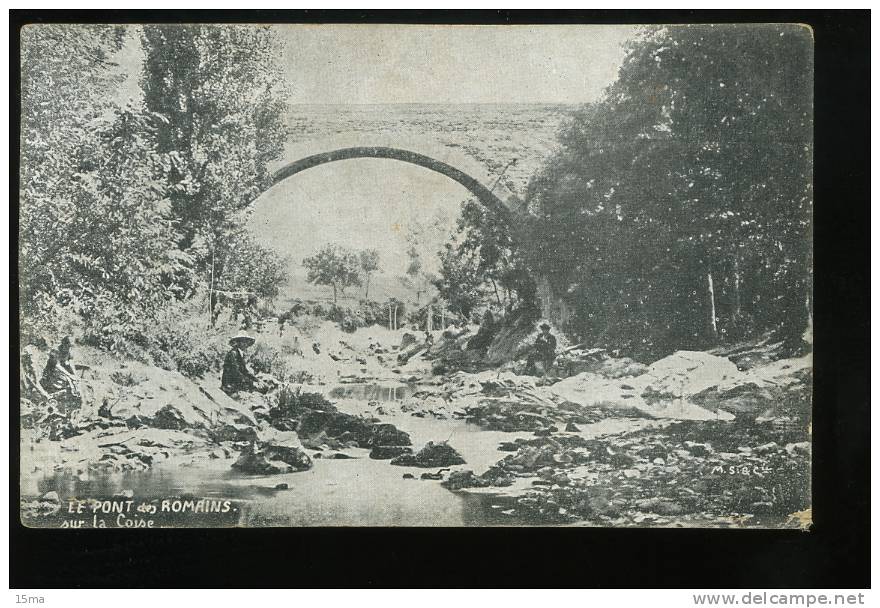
[
  {"x1": 528, "y1": 322, "x2": 557, "y2": 377},
  {"x1": 221, "y1": 332, "x2": 260, "y2": 395}
]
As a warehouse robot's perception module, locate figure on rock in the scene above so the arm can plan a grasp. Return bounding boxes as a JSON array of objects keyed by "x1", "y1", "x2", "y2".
[
  {"x1": 40, "y1": 336, "x2": 81, "y2": 412},
  {"x1": 527, "y1": 323, "x2": 557, "y2": 377},
  {"x1": 222, "y1": 333, "x2": 267, "y2": 395}
]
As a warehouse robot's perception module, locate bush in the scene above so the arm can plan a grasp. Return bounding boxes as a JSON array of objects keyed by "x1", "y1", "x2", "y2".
[
  {"x1": 148, "y1": 318, "x2": 226, "y2": 378},
  {"x1": 81, "y1": 299, "x2": 230, "y2": 378},
  {"x1": 327, "y1": 304, "x2": 364, "y2": 333},
  {"x1": 281, "y1": 299, "x2": 394, "y2": 333},
  {"x1": 248, "y1": 340, "x2": 294, "y2": 380},
  {"x1": 359, "y1": 299, "x2": 387, "y2": 326},
  {"x1": 80, "y1": 306, "x2": 153, "y2": 363},
  {"x1": 268, "y1": 386, "x2": 334, "y2": 429}
]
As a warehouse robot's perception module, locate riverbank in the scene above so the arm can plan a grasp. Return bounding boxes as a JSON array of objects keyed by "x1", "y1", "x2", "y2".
[{"x1": 20, "y1": 322, "x2": 812, "y2": 528}]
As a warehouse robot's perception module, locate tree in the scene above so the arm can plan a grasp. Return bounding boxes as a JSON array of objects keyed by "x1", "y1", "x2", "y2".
[
  {"x1": 214, "y1": 230, "x2": 289, "y2": 301},
  {"x1": 139, "y1": 24, "x2": 288, "y2": 290},
  {"x1": 435, "y1": 198, "x2": 538, "y2": 324},
  {"x1": 434, "y1": 241, "x2": 485, "y2": 321},
  {"x1": 302, "y1": 245, "x2": 362, "y2": 304},
  {"x1": 21, "y1": 24, "x2": 124, "y2": 337},
  {"x1": 20, "y1": 26, "x2": 190, "y2": 345},
  {"x1": 525, "y1": 24, "x2": 813, "y2": 357},
  {"x1": 358, "y1": 249, "x2": 381, "y2": 300}
]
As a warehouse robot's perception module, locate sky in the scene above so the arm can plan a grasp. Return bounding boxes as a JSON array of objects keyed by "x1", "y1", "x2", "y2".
[
  {"x1": 278, "y1": 24, "x2": 636, "y2": 105},
  {"x1": 249, "y1": 158, "x2": 459, "y2": 282}
]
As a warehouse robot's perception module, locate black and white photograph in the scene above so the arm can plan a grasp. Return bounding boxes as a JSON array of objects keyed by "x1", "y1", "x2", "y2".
[{"x1": 17, "y1": 20, "x2": 817, "y2": 531}]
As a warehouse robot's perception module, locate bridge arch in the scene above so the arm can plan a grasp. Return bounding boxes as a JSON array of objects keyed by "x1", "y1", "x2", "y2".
[{"x1": 270, "y1": 147, "x2": 511, "y2": 220}]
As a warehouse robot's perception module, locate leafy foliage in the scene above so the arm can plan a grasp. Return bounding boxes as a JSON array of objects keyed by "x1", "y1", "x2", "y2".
[
  {"x1": 435, "y1": 239, "x2": 485, "y2": 321},
  {"x1": 20, "y1": 24, "x2": 291, "y2": 353},
  {"x1": 302, "y1": 244, "x2": 363, "y2": 304},
  {"x1": 140, "y1": 24, "x2": 288, "y2": 294},
  {"x1": 435, "y1": 199, "x2": 539, "y2": 323},
  {"x1": 20, "y1": 26, "x2": 191, "y2": 342},
  {"x1": 525, "y1": 24, "x2": 812, "y2": 358},
  {"x1": 214, "y1": 229, "x2": 289, "y2": 300}
]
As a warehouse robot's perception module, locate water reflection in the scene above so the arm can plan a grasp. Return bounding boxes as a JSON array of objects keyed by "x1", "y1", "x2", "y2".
[
  {"x1": 31, "y1": 456, "x2": 541, "y2": 527},
  {"x1": 24, "y1": 383, "x2": 656, "y2": 527},
  {"x1": 328, "y1": 383, "x2": 415, "y2": 401}
]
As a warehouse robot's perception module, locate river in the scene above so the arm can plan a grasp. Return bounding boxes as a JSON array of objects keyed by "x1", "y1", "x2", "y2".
[{"x1": 26, "y1": 382, "x2": 659, "y2": 527}]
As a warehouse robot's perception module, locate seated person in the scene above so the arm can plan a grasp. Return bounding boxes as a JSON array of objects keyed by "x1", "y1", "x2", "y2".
[
  {"x1": 21, "y1": 345, "x2": 51, "y2": 403},
  {"x1": 527, "y1": 323, "x2": 558, "y2": 376},
  {"x1": 40, "y1": 336, "x2": 81, "y2": 411},
  {"x1": 222, "y1": 333, "x2": 270, "y2": 395}
]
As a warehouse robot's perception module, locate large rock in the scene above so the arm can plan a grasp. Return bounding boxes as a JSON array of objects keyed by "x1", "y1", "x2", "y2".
[
  {"x1": 549, "y1": 373, "x2": 645, "y2": 410},
  {"x1": 370, "y1": 423, "x2": 412, "y2": 447},
  {"x1": 296, "y1": 410, "x2": 374, "y2": 446},
  {"x1": 640, "y1": 351, "x2": 742, "y2": 401},
  {"x1": 296, "y1": 410, "x2": 411, "y2": 449},
  {"x1": 399, "y1": 333, "x2": 418, "y2": 349},
  {"x1": 442, "y1": 469, "x2": 492, "y2": 490},
  {"x1": 47, "y1": 427, "x2": 211, "y2": 473},
  {"x1": 232, "y1": 436, "x2": 313, "y2": 475},
  {"x1": 232, "y1": 447, "x2": 296, "y2": 475},
  {"x1": 211, "y1": 422, "x2": 259, "y2": 443},
  {"x1": 691, "y1": 353, "x2": 812, "y2": 416},
  {"x1": 76, "y1": 350, "x2": 257, "y2": 433},
  {"x1": 548, "y1": 351, "x2": 741, "y2": 421},
  {"x1": 551, "y1": 349, "x2": 808, "y2": 421},
  {"x1": 560, "y1": 355, "x2": 648, "y2": 379},
  {"x1": 397, "y1": 342, "x2": 426, "y2": 364},
  {"x1": 390, "y1": 441, "x2": 466, "y2": 467}
]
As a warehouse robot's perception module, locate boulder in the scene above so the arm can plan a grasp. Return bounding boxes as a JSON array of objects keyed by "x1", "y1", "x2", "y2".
[
  {"x1": 210, "y1": 422, "x2": 259, "y2": 443},
  {"x1": 557, "y1": 352, "x2": 648, "y2": 379},
  {"x1": 692, "y1": 354, "x2": 812, "y2": 416},
  {"x1": 297, "y1": 410, "x2": 373, "y2": 445},
  {"x1": 400, "y1": 333, "x2": 418, "y2": 349},
  {"x1": 549, "y1": 373, "x2": 644, "y2": 410},
  {"x1": 390, "y1": 441, "x2": 466, "y2": 467},
  {"x1": 641, "y1": 351, "x2": 741, "y2": 400},
  {"x1": 232, "y1": 447, "x2": 296, "y2": 475},
  {"x1": 442, "y1": 469, "x2": 492, "y2": 490},
  {"x1": 397, "y1": 343, "x2": 426, "y2": 364},
  {"x1": 549, "y1": 357, "x2": 740, "y2": 421},
  {"x1": 232, "y1": 440, "x2": 312, "y2": 475},
  {"x1": 370, "y1": 423, "x2": 412, "y2": 447},
  {"x1": 500, "y1": 445, "x2": 557, "y2": 471}
]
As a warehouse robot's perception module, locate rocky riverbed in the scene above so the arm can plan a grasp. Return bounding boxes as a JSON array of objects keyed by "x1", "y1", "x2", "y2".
[{"x1": 19, "y1": 324, "x2": 812, "y2": 528}]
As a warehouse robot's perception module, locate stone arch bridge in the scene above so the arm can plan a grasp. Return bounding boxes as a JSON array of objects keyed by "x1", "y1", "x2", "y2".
[{"x1": 269, "y1": 145, "x2": 512, "y2": 221}]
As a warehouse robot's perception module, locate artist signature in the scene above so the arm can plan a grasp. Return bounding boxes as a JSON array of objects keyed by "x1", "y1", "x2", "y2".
[{"x1": 708, "y1": 464, "x2": 774, "y2": 476}]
